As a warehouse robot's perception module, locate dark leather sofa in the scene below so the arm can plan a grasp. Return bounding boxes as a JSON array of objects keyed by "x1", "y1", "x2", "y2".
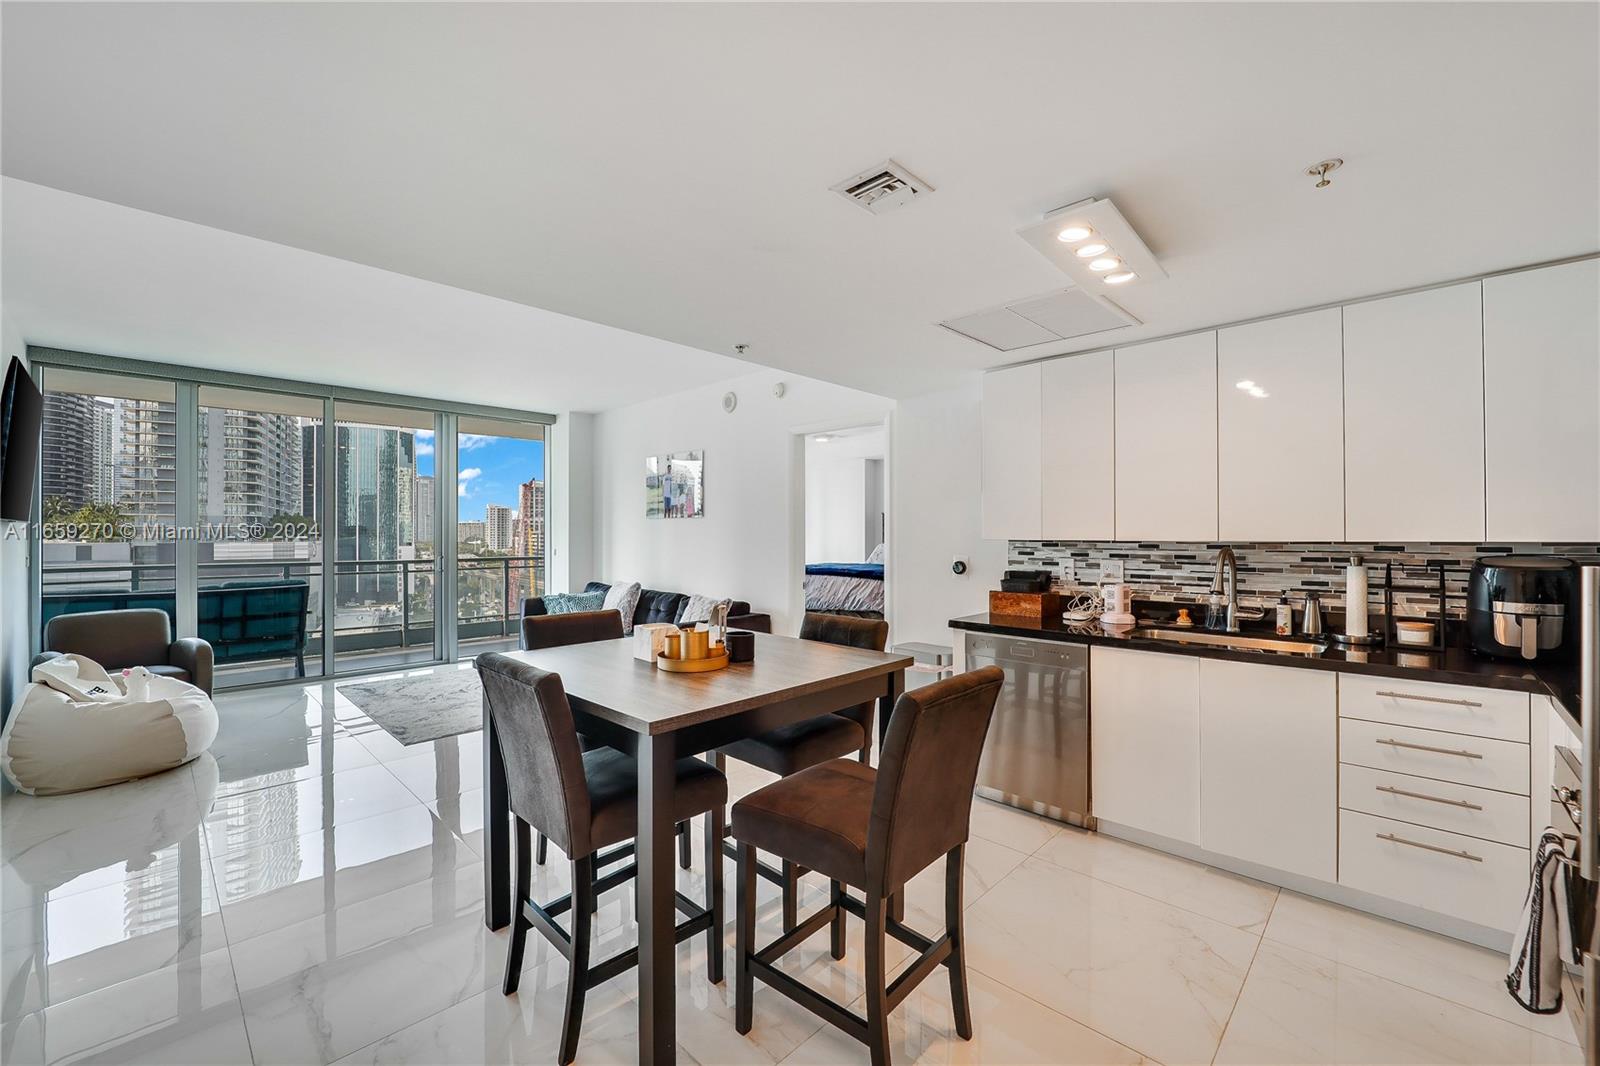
[{"x1": 522, "y1": 581, "x2": 771, "y2": 635}]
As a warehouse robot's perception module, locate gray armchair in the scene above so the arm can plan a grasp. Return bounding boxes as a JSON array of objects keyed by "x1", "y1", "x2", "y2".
[{"x1": 31, "y1": 609, "x2": 215, "y2": 696}]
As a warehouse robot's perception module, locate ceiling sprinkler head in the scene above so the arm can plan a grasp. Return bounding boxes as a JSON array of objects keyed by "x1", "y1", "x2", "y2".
[
  {"x1": 1306, "y1": 159, "x2": 1343, "y2": 189},
  {"x1": 734, "y1": 343, "x2": 750, "y2": 355}
]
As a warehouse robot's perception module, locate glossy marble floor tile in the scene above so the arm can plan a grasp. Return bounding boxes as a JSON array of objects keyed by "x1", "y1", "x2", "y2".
[
  {"x1": 963, "y1": 854, "x2": 1260, "y2": 1065},
  {"x1": 1263, "y1": 891, "x2": 1579, "y2": 1046},
  {"x1": 203, "y1": 763, "x2": 421, "y2": 856},
  {"x1": 780, "y1": 968, "x2": 1148, "y2": 1066},
  {"x1": 1216, "y1": 938, "x2": 1581, "y2": 1065},
  {"x1": 1, "y1": 672, "x2": 1584, "y2": 1066},
  {"x1": 1035, "y1": 826, "x2": 1280, "y2": 933},
  {"x1": 0, "y1": 947, "x2": 253, "y2": 1065}
]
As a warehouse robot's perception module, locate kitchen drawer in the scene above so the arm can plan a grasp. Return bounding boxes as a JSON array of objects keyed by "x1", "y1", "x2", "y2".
[
  {"x1": 1339, "y1": 717, "x2": 1529, "y2": 794},
  {"x1": 1339, "y1": 809, "x2": 1529, "y2": 932},
  {"x1": 1339, "y1": 763, "x2": 1528, "y2": 847},
  {"x1": 1339, "y1": 674, "x2": 1529, "y2": 743}
]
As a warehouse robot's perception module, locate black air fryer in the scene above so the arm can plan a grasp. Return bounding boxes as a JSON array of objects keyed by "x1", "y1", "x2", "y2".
[{"x1": 1467, "y1": 555, "x2": 1578, "y2": 662}]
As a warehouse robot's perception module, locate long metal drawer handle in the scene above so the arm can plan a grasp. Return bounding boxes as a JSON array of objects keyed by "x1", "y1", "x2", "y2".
[
  {"x1": 1375, "y1": 784, "x2": 1484, "y2": 810},
  {"x1": 1374, "y1": 689, "x2": 1483, "y2": 709},
  {"x1": 1374, "y1": 737, "x2": 1485, "y2": 759},
  {"x1": 1376, "y1": 832, "x2": 1484, "y2": 862}
]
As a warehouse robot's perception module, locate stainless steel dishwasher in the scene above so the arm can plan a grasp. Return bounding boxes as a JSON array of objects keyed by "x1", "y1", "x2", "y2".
[{"x1": 964, "y1": 633, "x2": 1091, "y2": 828}]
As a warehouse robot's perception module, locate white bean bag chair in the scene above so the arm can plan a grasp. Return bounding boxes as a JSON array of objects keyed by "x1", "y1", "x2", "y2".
[{"x1": 1, "y1": 655, "x2": 218, "y2": 795}]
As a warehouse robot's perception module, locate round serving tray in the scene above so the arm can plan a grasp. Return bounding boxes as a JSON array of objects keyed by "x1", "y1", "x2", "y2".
[{"x1": 657, "y1": 649, "x2": 730, "y2": 673}]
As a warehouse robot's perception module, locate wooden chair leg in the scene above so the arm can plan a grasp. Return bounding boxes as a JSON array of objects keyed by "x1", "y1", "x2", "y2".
[
  {"x1": 830, "y1": 879, "x2": 846, "y2": 960},
  {"x1": 706, "y1": 807, "x2": 725, "y2": 983},
  {"x1": 503, "y1": 818, "x2": 532, "y2": 995},
  {"x1": 864, "y1": 890, "x2": 892, "y2": 1066},
  {"x1": 558, "y1": 855, "x2": 595, "y2": 1066},
  {"x1": 536, "y1": 830, "x2": 549, "y2": 866},
  {"x1": 678, "y1": 820, "x2": 693, "y2": 870},
  {"x1": 781, "y1": 859, "x2": 799, "y2": 931},
  {"x1": 945, "y1": 845, "x2": 972, "y2": 1040},
  {"x1": 735, "y1": 842, "x2": 756, "y2": 1035}
]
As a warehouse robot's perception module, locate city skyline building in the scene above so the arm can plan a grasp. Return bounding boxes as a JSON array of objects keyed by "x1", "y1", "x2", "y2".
[
  {"x1": 413, "y1": 473, "x2": 435, "y2": 546},
  {"x1": 484, "y1": 503, "x2": 513, "y2": 551},
  {"x1": 39, "y1": 391, "x2": 104, "y2": 510}
]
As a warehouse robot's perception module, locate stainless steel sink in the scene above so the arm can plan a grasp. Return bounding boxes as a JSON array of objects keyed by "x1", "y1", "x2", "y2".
[{"x1": 1130, "y1": 627, "x2": 1328, "y2": 656}]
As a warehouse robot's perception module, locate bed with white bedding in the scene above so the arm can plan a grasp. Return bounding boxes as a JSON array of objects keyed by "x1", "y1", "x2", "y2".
[{"x1": 804, "y1": 541, "x2": 886, "y2": 616}]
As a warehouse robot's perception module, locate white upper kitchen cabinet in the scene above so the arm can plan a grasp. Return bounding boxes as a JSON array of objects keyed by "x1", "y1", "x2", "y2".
[
  {"x1": 1198, "y1": 660, "x2": 1337, "y2": 882},
  {"x1": 1218, "y1": 309, "x2": 1345, "y2": 540},
  {"x1": 1090, "y1": 646, "x2": 1201, "y2": 844},
  {"x1": 1042, "y1": 352, "x2": 1115, "y2": 539},
  {"x1": 980, "y1": 362, "x2": 1042, "y2": 540},
  {"x1": 1343, "y1": 283, "x2": 1486, "y2": 541},
  {"x1": 1483, "y1": 259, "x2": 1600, "y2": 542},
  {"x1": 1114, "y1": 333, "x2": 1218, "y2": 540}
]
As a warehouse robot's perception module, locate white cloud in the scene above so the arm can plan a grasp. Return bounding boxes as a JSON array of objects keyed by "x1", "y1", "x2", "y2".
[
  {"x1": 415, "y1": 441, "x2": 434, "y2": 457},
  {"x1": 458, "y1": 434, "x2": 492, "y2": 451},
  {"x1": 458, "y1": 467, "x2": 482, "y2": 481},
  {"x1": 458, "y1": 482, "x2": 468, "y2": 497},
  {"x1": 416, "y1": 429, "x2": 434, "y2": 441}
]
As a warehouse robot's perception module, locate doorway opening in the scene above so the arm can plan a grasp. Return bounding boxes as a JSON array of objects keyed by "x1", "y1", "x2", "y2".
[{"x1": 802, "y1": 423, "x2": 887, "y2": 624}]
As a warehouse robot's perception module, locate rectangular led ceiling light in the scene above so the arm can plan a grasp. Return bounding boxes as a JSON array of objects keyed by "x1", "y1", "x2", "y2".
[{"x1": 1016, "y1": 197, "x2": 1166, "y2": 291}]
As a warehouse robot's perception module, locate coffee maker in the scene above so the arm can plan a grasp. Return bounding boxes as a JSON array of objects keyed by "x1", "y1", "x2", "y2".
[{"x1": 1467, "y1": 555, "x2": 1578, "y2": 662}]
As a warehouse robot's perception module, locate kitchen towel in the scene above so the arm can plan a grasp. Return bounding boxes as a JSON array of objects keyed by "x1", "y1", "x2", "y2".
[{"x1": 1506, "y1": 827, "x2": 1581, "y2": 1013}]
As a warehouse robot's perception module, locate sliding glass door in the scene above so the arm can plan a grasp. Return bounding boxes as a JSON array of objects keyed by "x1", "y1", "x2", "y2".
[
  {"x1": 30, "y1": 352, "x2": 551, "y2": 690},
  {"x1": 330, "y1": 402, "x2": 439, "y2": 674}
]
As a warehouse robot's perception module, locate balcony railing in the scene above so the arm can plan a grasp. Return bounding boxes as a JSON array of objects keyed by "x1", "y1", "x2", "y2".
[{"x1": 41, "y1": 553, "x2": 544, "y2": 667}]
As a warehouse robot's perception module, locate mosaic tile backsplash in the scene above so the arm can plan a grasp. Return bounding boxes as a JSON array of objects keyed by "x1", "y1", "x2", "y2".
[{"x1": 1007, "y1": 541, "x2": 1600, "y2": 618}]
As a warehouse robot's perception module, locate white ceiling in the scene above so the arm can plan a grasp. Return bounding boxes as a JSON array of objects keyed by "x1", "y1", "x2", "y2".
[
  {"x1": 3, "y1": 2, "x2": 1597, "y2": 401},
  {"x1": 0, "y1": 179, "x2": 753, "y2": 413}
]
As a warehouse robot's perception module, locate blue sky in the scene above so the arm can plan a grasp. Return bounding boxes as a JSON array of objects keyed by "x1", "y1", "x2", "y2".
[{"x1": 414, "y1": 431, "x2": 545, "y2": 520}]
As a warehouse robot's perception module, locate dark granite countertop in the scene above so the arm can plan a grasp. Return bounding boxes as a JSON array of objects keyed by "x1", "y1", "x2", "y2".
[{"x1": 949, "y1": 612, "x2": 1582, "y2": 731}]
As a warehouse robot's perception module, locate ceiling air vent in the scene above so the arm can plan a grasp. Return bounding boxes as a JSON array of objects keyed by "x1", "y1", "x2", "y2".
[
  {"x1": 940, "y1": 289, "x2": 1138, "y2": 352},
  {"x1": 831, "y1": 160, "x2": 933, "y2": 214}
]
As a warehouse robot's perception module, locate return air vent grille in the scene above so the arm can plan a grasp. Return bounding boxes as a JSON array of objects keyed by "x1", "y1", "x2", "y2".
[
  {"x1": 940, "y1": 289, "x2": 1138, "y2": 352},
  {"x1": 831, "y1": 160, "x2": 933, "y2": 214}
]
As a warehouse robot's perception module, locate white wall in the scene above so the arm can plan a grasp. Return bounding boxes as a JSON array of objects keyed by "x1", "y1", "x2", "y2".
[
  {"x1": 804, "y1": 427, "x2": 887, "y2": 564},
  {"x1": 887, "y1": 381, "x2": 1006, "y2": 650},
  {"x1": 1, "y1": 315, "x2": 30, "y2": 721},
  {"x1": 592, "y1": 369, "x2": 891, "y2": 634},
  {"x1": 548, "y1": 411, "x2": 595, "y2": 595}
]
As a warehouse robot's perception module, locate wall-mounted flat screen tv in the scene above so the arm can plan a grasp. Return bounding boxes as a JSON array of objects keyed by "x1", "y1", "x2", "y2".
[{"x1": 1, "y1": 356, "x2": 43, "y2": 521}]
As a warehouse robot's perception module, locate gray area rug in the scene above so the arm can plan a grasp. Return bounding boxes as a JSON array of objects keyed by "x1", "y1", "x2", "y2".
[{"x1": 338, "y1": 667, "x2": 482, "y2": 745}]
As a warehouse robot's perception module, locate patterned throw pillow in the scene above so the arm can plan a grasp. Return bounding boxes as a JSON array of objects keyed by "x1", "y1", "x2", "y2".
[
  {"x1": 544, "y1": 590, "x2": 606, "y2": 616},
  {"x1": 602, "y1": 581, "x2": 643, "y2": 634},
  {"x1": 679, "y1": 594, "x2": 732, "y2": 626}
]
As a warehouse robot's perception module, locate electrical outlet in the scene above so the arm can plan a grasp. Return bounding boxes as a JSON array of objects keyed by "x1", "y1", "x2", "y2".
[
  {"x1": 1102, "y1": 560, "x2": 1125, "y2": 581},
  {"x1": 1061, "y1": 558, "x2": 1076, "y2": 582}
]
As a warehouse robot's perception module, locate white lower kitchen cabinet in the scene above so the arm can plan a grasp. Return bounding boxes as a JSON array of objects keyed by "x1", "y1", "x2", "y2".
[
  {"x1": 1198, "y1": 660, "x2": 1337, "y2": 881},
  {"x1": 1089, "y1": 646, "x2": 1200, "y2": 843}
]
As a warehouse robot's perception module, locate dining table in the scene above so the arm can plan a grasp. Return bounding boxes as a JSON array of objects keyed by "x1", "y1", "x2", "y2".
[{"x1": 482, "y1": 630, "x2": 912, "y2": 1064}]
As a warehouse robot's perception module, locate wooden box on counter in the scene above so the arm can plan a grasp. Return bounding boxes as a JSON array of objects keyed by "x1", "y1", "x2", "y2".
[{"x1": 988, "y1": 590, "x2": 1064, "y2": 619}]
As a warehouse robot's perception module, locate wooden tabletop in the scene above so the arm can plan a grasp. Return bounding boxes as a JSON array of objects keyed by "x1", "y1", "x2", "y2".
[{"x1": 502, "y1": 633, "x2": 913, "y2": 735}]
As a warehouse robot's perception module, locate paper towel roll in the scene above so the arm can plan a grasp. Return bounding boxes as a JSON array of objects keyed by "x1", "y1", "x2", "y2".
[{"x1": 1344, "y1": 560, "x2": 1369, "y2": 638}]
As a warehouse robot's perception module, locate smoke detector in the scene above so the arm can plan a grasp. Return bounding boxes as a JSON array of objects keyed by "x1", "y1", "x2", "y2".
[{"x1": 831, "y1": 160, "x2": 933, "y2": 214}]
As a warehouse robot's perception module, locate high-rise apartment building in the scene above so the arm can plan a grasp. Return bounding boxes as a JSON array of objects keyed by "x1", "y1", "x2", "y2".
[
  {"x1": 334, "y1": 424, "x2": 415, "y2": 603},
  {"x1": 458, "y1": 520, "x2": 486, "y2": 545},
  {"x1": 197, "y1": 408, "x2": 302, "y2": 524},
  {"x1": 484, "y1": 503, "x2": 514, "y2": 551},
  {"x1": 93, "y1": 400, "x2": 116, "y2": 505},
  {"x1": 413, "y1": 474, "x2": 435, "y2": 546},
  {"x1": 518, "y1": 477, "x2": 546, "y2": 560},
  {"x1": 39, "y1": 391, "x2": 103, "y2": 510},
  {"x1": 113, "y1": 398, "x2": 178, "y2": 523}
]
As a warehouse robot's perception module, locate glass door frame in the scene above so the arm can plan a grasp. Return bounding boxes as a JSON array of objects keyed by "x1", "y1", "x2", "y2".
[{"x1": 28, "y1": 347, "x2": 552, "y2": 688}]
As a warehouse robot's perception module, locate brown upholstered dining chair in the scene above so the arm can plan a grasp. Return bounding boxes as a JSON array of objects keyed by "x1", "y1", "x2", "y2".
[
  {"x1": 717, "y1": 612, "x2": 890, "y2": 926},
  {"x1": 476, "y1": 653, "x2": 728, "y2": 1066},
  {"x1": 731, "y1": 666, "x2": 1003, "y2": 1066},
  {"x1": 522, "y1": 610, "x2": 692, "y2": 871}
]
